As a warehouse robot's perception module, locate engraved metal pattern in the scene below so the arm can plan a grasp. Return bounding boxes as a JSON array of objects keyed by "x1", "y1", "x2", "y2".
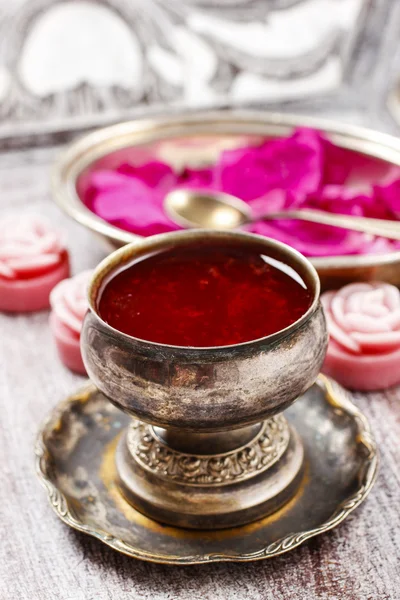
[
  {"x1": 35, "y1": 375, "x2": 379, "y2": 565},
  {"x1": 126, "y1": 416, "x2": 290, "y2": 486}
]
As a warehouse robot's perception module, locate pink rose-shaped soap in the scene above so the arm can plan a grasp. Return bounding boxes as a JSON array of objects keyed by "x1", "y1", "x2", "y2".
[
  {"x1": 0, "y1": 215, "x2": 70, "y2": 312},
  {"x1": 49, "y1": 270, "x2": 92, "y2": 374},
  {"x1": 322, "y1": 282, "x2": 400, "y2": 390}
]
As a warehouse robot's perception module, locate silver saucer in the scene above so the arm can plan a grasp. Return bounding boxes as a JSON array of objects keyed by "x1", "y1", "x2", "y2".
[{"x1": 35, "y1": 375, "x2": 378, "y2": 564}]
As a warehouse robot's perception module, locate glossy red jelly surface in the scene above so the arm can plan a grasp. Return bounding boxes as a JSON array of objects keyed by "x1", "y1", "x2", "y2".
[{"x1": 99, "y1": 243, "x2": 313, "y2": 347}]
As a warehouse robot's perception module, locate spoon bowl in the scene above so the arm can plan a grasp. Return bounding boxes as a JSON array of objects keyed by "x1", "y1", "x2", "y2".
[{"x1": 165, "y1": 189, "x2": 251, "y2": 229}]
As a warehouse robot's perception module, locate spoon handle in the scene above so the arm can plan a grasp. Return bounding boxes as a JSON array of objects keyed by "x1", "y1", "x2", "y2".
[{"x1": 255, "y1": 209, "x2": 400, "y2": 241}]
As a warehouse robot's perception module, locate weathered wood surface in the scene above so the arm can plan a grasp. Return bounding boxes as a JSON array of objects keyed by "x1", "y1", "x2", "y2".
[{"x1": 0, "y1": 145, "x2": 399, "y2": 600}]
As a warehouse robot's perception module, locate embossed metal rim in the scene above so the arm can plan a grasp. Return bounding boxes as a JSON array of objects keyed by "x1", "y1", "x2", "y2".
[
  {"x1": 35, "y1": 375, "x2": 378, "y2": 564},
  {"x1": 52, "y1": 109, "x2": 400, "y2": 270},
  {"x1": 127, "y1": 415, "x2": 290, "y2": 487}
]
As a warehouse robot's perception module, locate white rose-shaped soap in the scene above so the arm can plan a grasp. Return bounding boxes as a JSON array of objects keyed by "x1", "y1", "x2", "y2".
[
  {"x1": 0, "y1": 214, "x2": 70, "y2": 311},
  {"x1": 50, "y1": 270, "x2": 92, "y2": 374},
  {"x1": 322, "y1": 282, "x2": 400, "y2": 390},
  {"x1": 0, "y1": 215, "x2": 66, "y2": 278}
]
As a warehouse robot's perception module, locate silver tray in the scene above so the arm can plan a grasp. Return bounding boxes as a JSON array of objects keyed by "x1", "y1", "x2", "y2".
[{"x1": 36, "y1": 375, "x2": 378, "y2": 564}]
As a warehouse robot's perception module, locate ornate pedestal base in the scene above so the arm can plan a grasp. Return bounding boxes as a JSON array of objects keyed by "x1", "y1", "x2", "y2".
[{"x1": 115, "y1": 415, "x2": 304, "y2": 529}]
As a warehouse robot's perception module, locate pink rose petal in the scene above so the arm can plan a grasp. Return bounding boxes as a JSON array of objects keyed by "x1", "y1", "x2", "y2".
[
  {"x1": 375, "y1": 179, "x2": 400, "y2": 218},
  {"x1": 178, "y1": 167, "x2": 215, "y2": 189},
  {"x1": 217, "y1": 128, "x2": 323, "y2": 203},
  {"x1": 117, "y1": 161, "x2": 176, "y2": 190}
]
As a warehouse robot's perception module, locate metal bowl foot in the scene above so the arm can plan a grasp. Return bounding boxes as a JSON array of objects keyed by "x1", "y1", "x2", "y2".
[{"x1": 115, "y1": 416, "x2": 304, "y2": 529}]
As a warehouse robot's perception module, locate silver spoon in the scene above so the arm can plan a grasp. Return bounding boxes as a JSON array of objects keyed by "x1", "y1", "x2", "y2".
[{"x1": 165, "y1": 189, "x2": 400, "y2": 241}]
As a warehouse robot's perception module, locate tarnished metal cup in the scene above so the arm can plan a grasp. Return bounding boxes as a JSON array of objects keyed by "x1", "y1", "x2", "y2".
[{"x1": 81, "y1": 230, "x2": 328, "y2": 529}]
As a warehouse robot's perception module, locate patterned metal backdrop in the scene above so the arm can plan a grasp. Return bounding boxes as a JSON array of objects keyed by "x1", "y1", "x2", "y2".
[{"x1": 0, "y1": 0, "x2": 399, "y2": 139}]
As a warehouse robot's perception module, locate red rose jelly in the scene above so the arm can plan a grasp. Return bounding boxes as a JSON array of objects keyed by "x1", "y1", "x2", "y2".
[{"x1": 98, "y1": 242, "x2": 312, "y2": 347}]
